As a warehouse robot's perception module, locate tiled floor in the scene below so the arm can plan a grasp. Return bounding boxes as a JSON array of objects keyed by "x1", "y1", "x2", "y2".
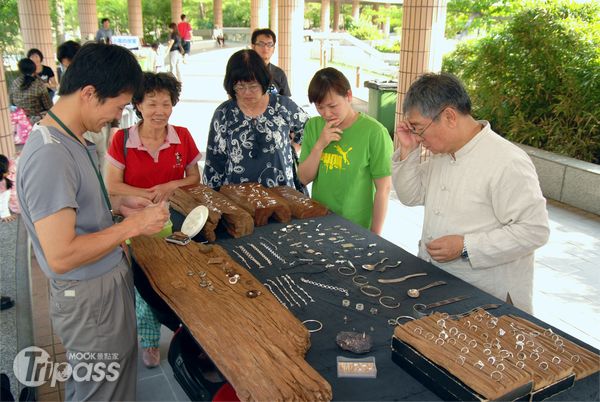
[{"x1": 17, "y1": 44, "x2": 600, "y2": 401}]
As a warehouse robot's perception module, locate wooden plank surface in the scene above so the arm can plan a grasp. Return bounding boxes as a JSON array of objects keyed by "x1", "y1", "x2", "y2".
[{"x1": 131, "y1": 236, "x2": 332, "y2": 402}]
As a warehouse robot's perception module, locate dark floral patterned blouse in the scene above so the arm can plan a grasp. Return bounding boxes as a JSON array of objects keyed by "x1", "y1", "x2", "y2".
[{"x1": 204, "y1": 93, "x2": 309, "y2": 190}]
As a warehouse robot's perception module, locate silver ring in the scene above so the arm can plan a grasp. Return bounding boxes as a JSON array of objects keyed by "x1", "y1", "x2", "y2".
[
  {"x1": 338, "y1": 266, "x2": 357, "y2": 276},
  {"x1": 457, "y1": 333, "x2": 467, "y2": 341},
  {"x1": 483, "y1": 348, "x2": 492, "y2": 356},
  {"x1": 449, "y1": 327, "x2": 458, "y2": 337},
  {"x1": 474, "y1": 360, "x2": 484, "y2": 370},
  {"x1": 302, "y1": 319, "x2": 323, "y2": 333},
  {"x1": 488, "y1": 356, "x2": 496, "y2": 365},
  {"x1": 539, "y1": 361, "x2": 549, "y2": 371},
  {"x1": 552, "y1": 356, "x2": 561, "y2": 365},
  {"x1": 530, "y1": 352, "x2": 540, "y2": 361},
  {"x1": 468, "y1": 339, "x2": 477, "y2": 348},
  {"x1": 414, "y1": 326, "x2": 423, "y2": 335},
  {"x1": 435, "y1": 338, "x2": 445, "y2": 345},
  {"x1": 456, "y1": 355, "x2": 466, "y2": 366},
  {"x1": 352, "y1": 275, "x2": 369, "y2": 286},
  {"x1": 379, "y1": 296, "x2": 400, "y2": 309},
  {"x1": 461, "y1": 346, "x2": 469, "y2": 354},
  {"x1": 360, "y1": 285, "x2": 382, "y2": 297},
  {"x1": 496, "y1": 363, "x2": 505, "y2": 372},
  {"x1": 425, "y1": 332, "x2": 434, "y2": 341},
  {"x1": 491, "y1": 371, "x2": 502, "y2": 382},
  {"x1": 448, "y1": 338, "x2": 456, "y2": 345},
  {"x1": 516, "y1": 361, "x2": 525, "y2": 369}
]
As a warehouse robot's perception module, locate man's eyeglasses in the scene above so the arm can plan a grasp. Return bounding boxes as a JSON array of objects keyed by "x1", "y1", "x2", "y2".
[
  {"x1": 254, "y1": 41, "x2": 275, "y2": 48},
  {"x1": 234, "y1": 83, "x2": 262, "y2": 94},
  {"x1": 408, "y1": 108, "x2": 444, "y2": 138}
]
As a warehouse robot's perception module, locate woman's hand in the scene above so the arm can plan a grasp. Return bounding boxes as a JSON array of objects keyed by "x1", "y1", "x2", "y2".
[
  {"x1": 148, "y1": 182, "x2": 178, "y2": 203},
  {"x1": 115, "y1": 195, "x2": 152, "y2": 217},
  {"x1": 315, "y1": 121, "x2": 343, "y2": 151}
]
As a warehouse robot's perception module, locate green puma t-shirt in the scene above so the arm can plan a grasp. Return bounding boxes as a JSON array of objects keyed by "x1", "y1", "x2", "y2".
[{"x1": 300, "y1": 113, "x2": 393, "y2": 229}]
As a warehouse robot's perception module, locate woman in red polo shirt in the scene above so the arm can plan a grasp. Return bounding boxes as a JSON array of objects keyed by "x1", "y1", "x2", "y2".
[{"x1": 106, "y1": 72, "x2": 201, "y2": 368}]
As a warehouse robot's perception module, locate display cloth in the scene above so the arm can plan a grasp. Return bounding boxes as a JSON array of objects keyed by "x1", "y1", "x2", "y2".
[{"x1": 134, "y1": 212, "x2": 600, "y2": 401}]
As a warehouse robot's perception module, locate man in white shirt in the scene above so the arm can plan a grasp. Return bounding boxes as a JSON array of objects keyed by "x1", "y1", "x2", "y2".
[{"x1": 392, "y1": 72, "x2": 550, "y2": 313}]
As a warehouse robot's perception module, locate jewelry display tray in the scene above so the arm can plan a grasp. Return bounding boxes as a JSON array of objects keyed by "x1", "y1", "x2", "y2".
[{"x1": 391, "y1": 337, "x2": 576, "y2": 401}]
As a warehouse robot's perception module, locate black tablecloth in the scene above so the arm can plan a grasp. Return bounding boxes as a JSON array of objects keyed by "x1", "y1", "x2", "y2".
[{"x1": 141, "y1": 212, "x2": 599, "y2": 401}]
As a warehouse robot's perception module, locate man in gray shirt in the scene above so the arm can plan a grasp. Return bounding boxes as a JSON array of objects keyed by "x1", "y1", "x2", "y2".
[
  {"x1": 17, "y1": 43, "x2": 169, "y2": 401},
  {"x1": 95, "y1": 18, "x2": 113, "y2": 44}
]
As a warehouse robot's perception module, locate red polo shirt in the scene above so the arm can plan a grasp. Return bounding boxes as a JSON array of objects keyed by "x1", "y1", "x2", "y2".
[
  {"x1": 106, "y1": 124, "x2": 201, "y2": 189},
  {"x1": 178, "y1": 21, "x2": 192, "y2": 41}
]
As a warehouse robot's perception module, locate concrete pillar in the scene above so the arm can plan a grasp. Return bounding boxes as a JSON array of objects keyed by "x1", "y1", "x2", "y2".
[
  {"x1": 320, "y1": 0, "x2": 330, "y2": 33},
  {"x1": 214, "y1": 0, "x2": 223, "y2": 29},
  {"x1": 128, "y1": 0, "x2": 143, "y2": 37},
  {"x1": 383, "y1": 3, "x2": 391, "y2": 38},
  {"x1": 0, "y1": 56, "x2": 16, "y2": 158},
  {"x1": 18, "y1": 0, "x2": 56, "y2": 77},
  {"x1": 251, "y1": 0, "x2": 269, "y2": 32},
  {"x1": 333, "y1": 0, "x2": 341, "y2": 32},
  {"x1": 351, "y1": 0, "x2": 360, "y2": 22},
  {"x1": 171, "y1": 0, "x2": 182, "y2": 24},
  {"x1": 77, "y1": 0, "x2": 98, "y2": 42},
  {"x1": 270, "y1": 0, "x2": 278, "y2": 33},
  {"x1": 277, "y1": 0, "x2": 304, "y2": 93},
  {"x1": 395, "y1": 0, "x2": 447, "y2": 146}
]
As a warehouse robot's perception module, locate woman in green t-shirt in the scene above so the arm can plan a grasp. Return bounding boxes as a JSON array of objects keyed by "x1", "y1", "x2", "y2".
[{"x1": 298, "y1": 67, "x2": 393, "y2": 234}]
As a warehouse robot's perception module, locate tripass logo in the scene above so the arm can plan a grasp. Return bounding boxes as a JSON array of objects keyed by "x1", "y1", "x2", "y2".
[{"x1": 13, "y1": 346, "x2": 120, "y2": 387}]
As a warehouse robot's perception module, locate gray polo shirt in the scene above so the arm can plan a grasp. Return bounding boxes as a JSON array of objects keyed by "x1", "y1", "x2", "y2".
[{"x1": 17, "y1": 125, "x2": 123, "y2": 280}]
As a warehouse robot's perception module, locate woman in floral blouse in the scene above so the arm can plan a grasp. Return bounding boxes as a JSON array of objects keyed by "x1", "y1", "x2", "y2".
[{"x1": 204, "y1": 49, "x2": 308, "y2": 191}]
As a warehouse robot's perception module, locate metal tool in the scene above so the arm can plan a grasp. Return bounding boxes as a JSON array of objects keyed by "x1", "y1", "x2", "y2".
[
  {"x1": 361, "y1": 257, "x2": 388, "y2": 271},
  {"x1": 407, "y1": 280, "x2": 447, "y2": 298},
  {"x1": 378, "y1": 260, "x2": 402, "y2": 272},
  {"x1": 377, "y1": 273, "x2": 427, "y2": 284},
  {"x1": 412, "y1": 295, "x2": 471, "y2": 317}
]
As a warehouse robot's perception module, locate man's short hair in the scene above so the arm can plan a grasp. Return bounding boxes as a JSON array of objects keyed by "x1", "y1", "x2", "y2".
[
  {"x1": 101, "y1": 18, "x2": 110, "y2": 24},
  {"x1": 132, "y1": 72, "x2": 182, "y2": 119},
  {"x1": 403, "y1": 72, "x2": 472, "y2": 119},
  {"x1": 181, "y1": 14, "x2": 186, "y2": 20},
  {"x1": 57, "y1": 40, "x2": 81, "y2": 64},
  {"x1": 223, "y1": 49, "x2": 270, "y2": 99},
  {"x1": 59, "y1": 43, "x2": 143, "y2": 103},
  {"x1": 251, "y1": 28, "x2": 276, "y2": 45},
  {"x1": 308, "y1": 67, "x2": 351, "y2": 104}
]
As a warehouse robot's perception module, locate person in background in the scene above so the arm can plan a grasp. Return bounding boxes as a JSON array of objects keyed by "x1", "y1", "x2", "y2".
[
  {"x1": 298, "y1": 67, "x2": 393, "y2": 235},
  {"x1": 212, "y1": 25, "x2": 225, "y2": 48},
  {"x1": 167, "y1": 22, "x2": 184, "y2": 82},
  {"x1": 177, "y1": 14, "x2": 193, "y2": 63},
  {"x1": 0, "y1": 154, "x2": 18, "y2": 223},
  {"x1": 106, "y1": 72, "x2": 201, "y2": 367},
  {"x1": 56, "y1": 40, "x2": 81, "y2": 83},
  {"x1": 27, "y1": 48, "x2": 57, "y2": 98},
  {"x1": 95, "y1": 18, "x2": 113, "y2": 44},
  {"x1": 9, "y1": 58, "x2": 53, "y2": 125},
  {"x1": 16, "y1": 42, "x2": 169, "y2": 401},
  {"x1": 204, "y1": 49, "x2": 308, "y2": 191},
  {"x1": 251, "y1": 28, "x2": 290, "y2": 97},
  {"x1": 392, "y1": 72, "x2": 549, "y2": 313}
]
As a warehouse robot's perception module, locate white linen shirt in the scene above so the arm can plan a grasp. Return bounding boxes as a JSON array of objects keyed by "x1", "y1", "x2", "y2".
[{"x1": 392, "y1": 121, "x2": 550, "y2": 312}]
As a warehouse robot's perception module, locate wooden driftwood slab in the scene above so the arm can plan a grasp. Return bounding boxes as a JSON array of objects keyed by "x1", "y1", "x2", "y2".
[
  {"x1": 266, "y1": 185, "x2": 329, "y2": 219},
  {"x1": 219, "y1": 183, "x2": 292, "y2": 226},
  {"x1": 170, "y1": 184, "x2": 254, "y2": 241},
  {"x1": 131, "y1": 236, "x2": 332, "y2": 402}
]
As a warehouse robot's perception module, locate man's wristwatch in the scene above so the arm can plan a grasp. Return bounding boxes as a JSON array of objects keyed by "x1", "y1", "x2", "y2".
[{"x1": 461, "y1": 241, "x2": 469, "y2": 260}]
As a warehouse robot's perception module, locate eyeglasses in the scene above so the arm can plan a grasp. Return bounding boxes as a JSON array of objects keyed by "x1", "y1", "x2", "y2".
[
  {"x1": 234, "y1": 83, "x2": 262, "y2": 94},
  {"x1": 408, "y1": 108, "x2": 444, "y2": 138},
  {"x1": 254, "y1": 41, "x2": 275, "y2": 48}
]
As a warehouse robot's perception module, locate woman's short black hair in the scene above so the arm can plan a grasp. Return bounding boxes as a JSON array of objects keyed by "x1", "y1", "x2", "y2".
[
  {"x1": 308, "y1": 67, "x2": 351, "y2": 104},
  {"x1": 132, "y1": 72, "x2": 182, "y2": 119},
  {"x1": 26, "y1": 48, "x2": 44, "y2": 62},
  {"x1": 223, "y1": 49, "x2": 270, "y2": 99},
  {"x1": 17, "y1": 58, "x2": 36, "y2": 90},
  {"x1": 59, "y1": 43, "x2": 143, "y2": 103}
]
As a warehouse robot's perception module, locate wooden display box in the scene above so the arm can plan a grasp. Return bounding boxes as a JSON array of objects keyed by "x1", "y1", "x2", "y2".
[{"x1": 391, "y1": 336, "x2": 574, "y2": 401}]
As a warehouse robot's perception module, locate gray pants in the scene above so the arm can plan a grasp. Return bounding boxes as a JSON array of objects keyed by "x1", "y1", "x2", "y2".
[{"x1": 49, "y1": 258, "x2": 137, "y2": 401}]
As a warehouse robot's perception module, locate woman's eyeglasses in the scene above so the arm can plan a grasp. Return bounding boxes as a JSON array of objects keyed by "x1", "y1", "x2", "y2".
[{"x1": 234, "y1": 83, "x2": 262, "y2": 94}]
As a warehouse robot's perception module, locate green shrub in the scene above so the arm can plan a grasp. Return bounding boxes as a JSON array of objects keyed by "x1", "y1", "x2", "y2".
[
  {"x1": 375, "y1": 41, "x2": 400, "y2": 53},
  {"x1": 443, "y1": 1, "x2": 600, "y2": 164},
  {"x1": 348, "y1": 17, "x2": 383, "y2": 40}
]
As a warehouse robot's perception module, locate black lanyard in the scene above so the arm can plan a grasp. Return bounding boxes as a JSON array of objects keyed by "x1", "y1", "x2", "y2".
[{"x1": 47, "y1": 110, "x2": 113, "y2": 213}]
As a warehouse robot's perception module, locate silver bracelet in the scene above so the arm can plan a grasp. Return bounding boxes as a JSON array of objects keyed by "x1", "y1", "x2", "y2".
[
  {"x1": 282, "y1": 275, "x2": 306, "y2": 305},
  {"x1": 238, "y1": 245, "x2": 263, "y2": 268},
  {"x1": 286, "y1": 275, "x2": 314, "y2": 303},
  {"x1": 260, "y1": 242, "x2": 287, "y2": 264},
  {"x1": 300, "y1": 277, "x2": 349, "y2": 297},
  {"x1": 231, "y1": 249, "x2": 252, "y2": 270},
  {"x1": 266, "y1": 279, "x2": 292, "y2": 306},
  {"x1": 360, "y1": 285, "x2": 382, "y2": 297},
  {"x1": 249, "y1": 243, "x2": 272, "y2": 266},
  {"x1": 259, "y1": 237, "x2": 278, "y2": 250},
  {"x1": 277, "y1": 276, "x2": 299, "y2": 307},
  {"x1": 263, "y1": 283, "x2": 287, "y2": 309}
]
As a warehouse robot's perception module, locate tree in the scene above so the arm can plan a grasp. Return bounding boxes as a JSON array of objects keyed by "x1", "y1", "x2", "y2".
[
  {"x1": 446, "y1": 0, "x2": 519, "y2": 39},
  {"x1": 0, "y1": 0, "x2": 21, "y2": 56}
]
